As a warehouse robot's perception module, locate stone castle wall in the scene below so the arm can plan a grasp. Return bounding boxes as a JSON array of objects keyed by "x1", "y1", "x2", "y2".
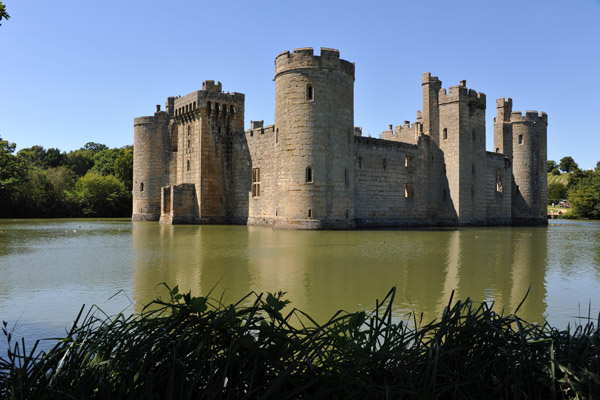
[{"x1": 132, "y1": 48, "x2": 548, "y2": 229}]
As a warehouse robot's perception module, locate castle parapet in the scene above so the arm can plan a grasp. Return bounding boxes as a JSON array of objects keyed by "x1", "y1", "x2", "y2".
[
  {"x1": 510, "y1": 110, "x2": 548, "y2": 124},
  {"x1": 438, "y1": 84, "x2": 486, "y2": 108},
  {"x1": 202, "y1": 80, "x2": 222, "y2": 93},
  {"x1": 275, "y1": 47, "x2": 355, "y2": 79}
]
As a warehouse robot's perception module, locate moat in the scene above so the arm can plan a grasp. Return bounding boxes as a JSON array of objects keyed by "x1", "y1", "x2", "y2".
[{"x1": 1, "y1": 219, "x2": 599, "y2": 353}]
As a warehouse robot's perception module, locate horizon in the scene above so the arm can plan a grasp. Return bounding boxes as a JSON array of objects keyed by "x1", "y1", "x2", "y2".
[{"x1": 1, "y1": 0, "x2": 599, "y2": 169}]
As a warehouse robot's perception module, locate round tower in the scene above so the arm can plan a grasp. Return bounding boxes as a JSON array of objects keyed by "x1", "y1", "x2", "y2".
[
  {"x1": 132, "y1": 110, "x2": 171, "y2": 221},
  {"x1": 510, "y1": 110, "x2": 548, "y2": 224},
  {"x1": 273, "y1": 47, "x2": 355, "y2": 229}
]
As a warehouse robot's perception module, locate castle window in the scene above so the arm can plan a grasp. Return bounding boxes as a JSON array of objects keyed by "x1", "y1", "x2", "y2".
[
  {"x1": 230, "y1": 105, "x2": 235, "y2": 115},
  {"x1": 308, "y1": 208, "x2": 313, "y2": 218},
  {"x1": 252, "y1": 168, "x2": 260, "y2": 198},
  {"x1": 187, "y1": 160, "x2": 190, "y2": 171},
  {"x1": 344, "y1": 168, "x2": 349, "y2": 186},
  {"x1": 187, "y1": 139, "x2": 190, "y2": 148},
  {"x1": 443, "y1": 128, "x2": 448, "y2": 140},
  {"x1": 405, "y1": 154, "x2": 413, "y2": 168},
  {"x1": 140, "y1": 182, "x2": 144, "y2": 192},
  {"x1": 383, "y1": 158, "x2": 387, "y2": 170},
  {"x1": 496, "y1": 147, "x2": 500, "y2": 153},
  {"x1": 405, "y1": 184, "x2": 414, "y2": 199},
  {"x1": 306, "y1": 85, "x2": 314, "y2": 101},
  {"x1": 215, "y1": 104, "x2": 219, "y2": 118},
  {"x1": 345, "y1": 209, "x2": 349, "y2": 219},
  {"x1": 207, "y1": 102, "x2": 212, "y2": 114},
  {"x1": 275, "y1": 128, "x2": 279, "y2": 144},
  {"x1": 187, "y1": 126, "x2": 191, "y2": 136},
  {"x1": 518, "y1": 134, "x2": 523, "y2": 144},
  {"x1": 193, "y1": 102, "x2": 196, "y2": 110},
  {"x1": 306, "y1": 166, "x2": 313, "y2": 183},
  {"x1": 496, "y1": 170, "x2": 503, "y2": 194}
]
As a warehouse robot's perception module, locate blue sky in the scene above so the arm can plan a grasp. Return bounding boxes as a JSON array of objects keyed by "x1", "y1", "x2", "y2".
[{"x1": 1, "y1": 0, "x2": 599, "y2": 168}]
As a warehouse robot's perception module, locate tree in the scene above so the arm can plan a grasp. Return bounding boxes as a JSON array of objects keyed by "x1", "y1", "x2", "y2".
[
  {"x1": 17, "y1": 145, "x2": 66, "y2": 169},
  {"x1": 0, "y1": 136, "x2": 27, "y2": 216},
  {"x1": 82, "y1": 142, "x2": 108, "y2": 153},
  {"x1": 547, "y1": 160, "x2": 557, "y2": 173},
  {"x1": 69, "y1": 172, "x2": 131, "y2": 217},
  {"x1": 596, "y1": 161, "x2": 600, "y2": 173},
  {"x1": 548, "y1": 182, "x2": 568, "y2": 204},
  {"x1": 551, "y1": 168, "x2": 560, "y2": 176},
  {"x1": 0, "y1": 1, "x2": 9, "y2": 26},
  {"x1": 559, "y1": 156, "x2": 578, "y2": 173},
  {"x1": 568, "y1": 173, "x2": 600, "y2": 219},
  {"x1": 66, "y1": 149, "x2": 95, "y2": 176},
  {"x1": 567, "y1": 168, "x2": 591, "y2": 189},
  {"x1": 113, "y1": 147, "x2": 133, "y2": 190}
]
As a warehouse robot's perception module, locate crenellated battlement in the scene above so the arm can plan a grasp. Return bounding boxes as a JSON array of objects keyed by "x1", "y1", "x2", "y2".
[
  {"x1": 245, "y1": 123, "x2": 275, "y2": 137},
  {"x1": 172, "y1": 85, "x2": 244, "y2": 123},
  {"x1": 381, "y1": 120, "x2": 422, "y2": 144},
  {"x1": 422, "y1": 72, "x2": 440, "y2": 84},
  {"x1": 202, "y1": 80, "x2": 222, "y2": 93},
  {"x1": 275, "y1": 47, "x2": 354, "y2": 79},
  {"x1": 438, "y1": 83, "x2": 486, "y2": 107},
  {"x1": 510, "y1": 110, "x2": 548, "y2": 124}
]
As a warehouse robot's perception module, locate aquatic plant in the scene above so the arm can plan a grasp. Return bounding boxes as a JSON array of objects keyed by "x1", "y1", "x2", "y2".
[{"x1": 1, "y1": 286, "x2": 599, "y2": 399}]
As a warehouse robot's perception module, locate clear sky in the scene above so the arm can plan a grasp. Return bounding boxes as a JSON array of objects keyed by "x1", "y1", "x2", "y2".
[{"x1": 1, "y1": 0, "x2": 599, "y2": 168}]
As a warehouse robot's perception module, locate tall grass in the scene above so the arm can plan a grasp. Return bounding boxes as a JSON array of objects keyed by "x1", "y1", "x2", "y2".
[{"x1": 1, "y1": 285, "x2": 599, "y2": 399}]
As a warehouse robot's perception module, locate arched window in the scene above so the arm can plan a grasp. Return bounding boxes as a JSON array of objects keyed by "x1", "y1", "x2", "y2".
[
  {"x1": 518, "y1": 134, "x2": 523, "y2": 144},
  {"x1": 140, "y1": 182, "x2": 144, "y2": 192},
  {"x1": 306, "y1": 85, "x2": 314, "y2": 101},
  {"x1": 443, "y1": 128, "x2": 448, "y2": 140},
  {"x1": 496, "y1": 147, "x2": 500, "y2": 153},
  {"x1": 405, "y1": 154, "x2": 413, "y2": 168},
  {"x1": 306, "y1": 166, "x2": 313, "y2": 183}
]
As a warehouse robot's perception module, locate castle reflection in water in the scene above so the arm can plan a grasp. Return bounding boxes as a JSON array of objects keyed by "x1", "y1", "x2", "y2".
[{"x1": 132, "y1": 224, "x2": 548, "y2": 324}]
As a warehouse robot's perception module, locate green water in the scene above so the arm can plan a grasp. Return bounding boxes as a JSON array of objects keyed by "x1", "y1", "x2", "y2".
[{"x1": 1, "y1": 219, "x2": 600, "y2": 351}]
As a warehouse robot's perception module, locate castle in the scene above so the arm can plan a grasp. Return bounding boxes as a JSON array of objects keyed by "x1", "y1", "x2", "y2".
[{"x1": 132, "y1": 47, "x2": 547, "y2": 229}]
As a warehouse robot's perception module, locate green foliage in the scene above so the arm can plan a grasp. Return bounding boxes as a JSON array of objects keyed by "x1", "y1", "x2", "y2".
[
  {"x1": 113, "y1": 147, "x2": 133, "y2": 190},
  {"x1": 66, "y1": 149, "x2": 95, "y2": 176},
  {"x1": 568, "y1": 173, "x2": 600, "y2": 219},
  {"x1": 17, "y1": 145, "x2": 66, "y2": 169},
  {"x1": 548, "y1": 182, "x2": 568, "y2": 204},
  {"x1": 551, "y1": 168, "x2": 560, "y2": 176},
  {"x1": 596, "y1": 161, "x2": 600, "y2": 173},
  {"x1": 0, "y1": 1, "x2": 9, "y2": 26},
  {"x1": 547, "y1": 160, "x2": 557, "y2": 173},
  {"x1": 2, "y1": 286, "x2": 599, "y2": 399},
  {"x1": 82, "y1": 142, "x2": 108, "y2": 153},
  {"x1": 0, "y1": 137, "x2": 27, "y2": 217},
  {"x1": 567, "y1": 168, "x2": 591, "y2": 189},
  {"x1": 559, "y1": 156, "x2": 578, "y2": 173},
  {"x1": 70, "y1": 172, "x2": 131, "y2": 217}
]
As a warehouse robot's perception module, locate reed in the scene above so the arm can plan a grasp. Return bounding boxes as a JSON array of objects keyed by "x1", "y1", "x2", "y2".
[{"x1": 1, "y1": 286, "x2": 599, "y2": 399}]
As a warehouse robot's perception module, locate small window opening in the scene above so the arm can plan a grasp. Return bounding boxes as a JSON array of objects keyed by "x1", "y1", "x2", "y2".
[
  {"x1": 405, "y1": 184, "x2": 414, "y2": 199},
  {"x1": 252, "y1": 168, "x2": 260, "y2": 198},
  {"x1": 306, "y1": 166, "x2": 313, "y2": 183},
  {"x1": 383, "y1": 158, "x2": 387, "y2": 170},
  {"x1": 276, "y1": 128, "x2": 279, "y2": 144},
  {"x1": 306, "y1": 85, "x2": 314, "y2": 101},
  {"x1": 405, "y1": 154, "x2": 413, "y2": 168},
  {"x1": 518, "y1": 134, "x2": 523, "y2": 144},
  {"x1": 345, "y1": 209, "x2": 349, "y2": 219},
  {"x1": 193, "y1": 102, "x2": 196, "y2": 109},
  {"x1": 140, "y1": 182, "x2": 144, "y2": 192},
  {"x1": 496, "y1": 147, "x2": 500, "y2": 153},
  {"x1": 443, "y1": 128, "x2": 448, "y2": 140},
  {"x1": 308, "y1": 208, "x2": 313, "y2": 218},
  {"x1": 187, "y1": 160, "x2": 190, "y2": 171},
  {"x1": 207, "y1": 102, "x2": 212, "y2": 114},
  {"x1": 187, "y1": 139, "x2": 190, "y2": 148}
]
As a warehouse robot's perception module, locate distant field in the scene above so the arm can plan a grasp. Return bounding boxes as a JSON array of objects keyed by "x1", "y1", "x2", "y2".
[{"x1": 547, "y1": 172, "x2": 569, "y2": 186}]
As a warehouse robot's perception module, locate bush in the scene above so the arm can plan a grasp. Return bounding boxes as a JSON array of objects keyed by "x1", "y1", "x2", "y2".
[
  {"x1": 551, "y1": 168, "x2": 560, "y2": 176},
  {"x1": 69, "y1": 172, "x2": 131, "y2": 217}
]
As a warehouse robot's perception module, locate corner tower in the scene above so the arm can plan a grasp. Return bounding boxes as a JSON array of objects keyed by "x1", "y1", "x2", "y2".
[
  {"x1": 509, "y1": 110, "x2": 548, "y2": 224},
  {"x1": 274, "y1": 48, "x2": 355, "y2": 229},
  {"x1": 132, "y1": 106, "x2": 171, "y2": 221}
]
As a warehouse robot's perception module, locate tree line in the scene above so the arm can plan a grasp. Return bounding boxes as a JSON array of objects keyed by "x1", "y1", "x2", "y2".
[
  {"x1": 548, "y1": 156, "x2": 600, "y2": 220},
  {"x1": 0, "y1": 136, "x2": 132, "y2": 218}
]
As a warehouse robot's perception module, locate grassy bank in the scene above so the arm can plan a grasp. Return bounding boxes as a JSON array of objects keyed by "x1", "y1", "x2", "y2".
[{"x1": 2, "y1": 285, "x2": 599, "y2": 399}]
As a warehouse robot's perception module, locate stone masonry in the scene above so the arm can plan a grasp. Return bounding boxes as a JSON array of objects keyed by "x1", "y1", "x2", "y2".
[{"x1": 132, "y1": 48, "x2": 548, "y2": 229}]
